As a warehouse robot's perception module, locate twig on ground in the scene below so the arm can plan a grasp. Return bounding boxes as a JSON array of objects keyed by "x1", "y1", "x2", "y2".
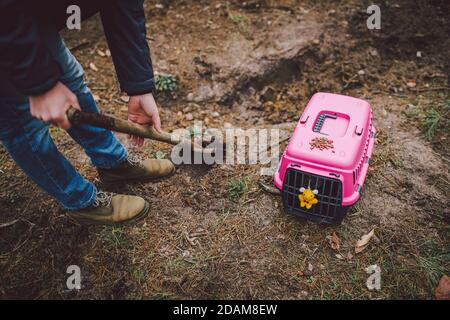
[
  {"x1": 258, "y1": 180, "x2": 281, "y2": 195},
  {"x1": 409, "y1": 87, "x2": 450, "y2": 93},
  {"x1": 0, "y1": 219, "x2": 19, "y2": 229},
  {"x1": 69, "y1": 40, "x2": 90, "y2": 52}
]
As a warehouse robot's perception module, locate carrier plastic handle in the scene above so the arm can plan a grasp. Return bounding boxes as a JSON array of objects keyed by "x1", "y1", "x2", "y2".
[{"x1": 313, "y1": 113, "x2": 337, "y2": 133}]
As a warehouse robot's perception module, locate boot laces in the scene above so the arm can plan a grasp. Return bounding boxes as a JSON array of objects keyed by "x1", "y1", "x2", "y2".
[
  {"x1": 93, "y1": 191, "x2": 113, "y2": 207},
  {"x1": 127, "y1": 153, "x2": 143, "y2": 167}
]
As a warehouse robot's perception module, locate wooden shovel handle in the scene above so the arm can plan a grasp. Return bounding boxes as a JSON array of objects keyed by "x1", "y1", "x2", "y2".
[
  {"x1": 66, "y1": 107, "x2": 178, "y2": 144},
  {"x1": 66, "y1": 107, "x2": 217, "y2": 155}
]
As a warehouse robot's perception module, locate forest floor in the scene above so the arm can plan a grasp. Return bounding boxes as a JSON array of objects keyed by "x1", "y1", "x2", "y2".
[{"x1": 1, "y1": 0, "x2": 449, "y2": 299}]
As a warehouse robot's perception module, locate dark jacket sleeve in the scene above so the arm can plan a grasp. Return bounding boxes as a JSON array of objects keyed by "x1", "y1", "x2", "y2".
[
  {"x1": 100, "y1": 0, "x2": 155, "y2": 95},
  {"x1": 0, "y1": 0, "x2": 61, "y2": 96}
]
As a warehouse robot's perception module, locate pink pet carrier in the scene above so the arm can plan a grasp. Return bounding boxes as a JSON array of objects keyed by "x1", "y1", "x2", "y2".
[{"x1": 274, "y1": 92, "x2": 376, "y2": 225}]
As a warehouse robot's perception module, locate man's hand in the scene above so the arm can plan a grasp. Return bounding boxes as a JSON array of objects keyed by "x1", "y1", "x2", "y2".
[
  {"x1": 127, "y1": 93, "x2": 161, "y2": 147},
  {"x1": 29, "y1": 82, "x2": 81, "y2": 130}
]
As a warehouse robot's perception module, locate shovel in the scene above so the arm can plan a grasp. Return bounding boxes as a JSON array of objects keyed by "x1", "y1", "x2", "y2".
[{"x1": 66, "y1": 107, "x2": 217, "y2": 155}]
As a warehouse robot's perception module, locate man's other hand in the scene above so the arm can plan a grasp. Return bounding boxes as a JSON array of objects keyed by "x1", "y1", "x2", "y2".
[
  {"x1": 127, "y1": 93, "x2": 161, "y2": 147},
  {"x1": 29, "y1": 82, "x2": 81, "y2": 130}
]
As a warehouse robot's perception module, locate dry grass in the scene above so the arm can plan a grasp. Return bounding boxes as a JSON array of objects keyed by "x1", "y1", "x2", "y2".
[{"x1": 1, "y1": 0, "x2": 449, "y2": 299}]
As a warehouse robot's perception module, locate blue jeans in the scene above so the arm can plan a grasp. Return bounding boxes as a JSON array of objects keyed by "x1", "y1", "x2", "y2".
[{"x1": 0, "y1": 31, "x2": 128, "y2": 210}]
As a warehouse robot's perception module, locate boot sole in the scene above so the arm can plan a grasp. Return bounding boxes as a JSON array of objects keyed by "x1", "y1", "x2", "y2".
[{"x1": 70, "y1": 200, "x2": 151, "y2": 227}]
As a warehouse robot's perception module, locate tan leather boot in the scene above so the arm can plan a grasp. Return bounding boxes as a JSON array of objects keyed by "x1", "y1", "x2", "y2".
[
  {"x1": 98, "y1": 154, "x2": 176, "y2": 184},
  {"x1": 68, "y1": 191, "x2": 150, "y2": 226}
]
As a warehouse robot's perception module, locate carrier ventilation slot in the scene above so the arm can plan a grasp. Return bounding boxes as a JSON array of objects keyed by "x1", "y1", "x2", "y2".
[
  {"x1": 313, "y1": 113, "x2": 337, "y2": 133},
  {"x1": 352, "y1": 114, "x2": 373, "y2": 185}
]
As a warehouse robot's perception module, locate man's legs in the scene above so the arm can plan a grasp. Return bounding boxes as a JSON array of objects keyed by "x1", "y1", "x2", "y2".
[
  {"x1": 0, "y1": 28, "x2": 128, "y2": 210},
  {"x1": 0, "y1": 26, "x2": 172, "y2": 219},
  {"x1": 49, "y1": 30, "x2": 129, "y2": 169},
  {"x1": 0, "y1": 99, "x2": 96, "y2": 210},
  {"x1": 0, "y1": 99, "x2": 149, "y2": 224}
]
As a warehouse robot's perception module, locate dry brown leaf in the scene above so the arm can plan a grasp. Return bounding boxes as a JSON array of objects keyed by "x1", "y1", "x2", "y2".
[
  {"x1": 89, "y1": 62, "x2": 98, "y2": 72},
  {"x1": 96, "y1": 49, "x2": 106, "y2": 57},
  {"x1": 347, "y1": 251, "x2": 354, "y2": 260},
  {"x1": 183, "y1": 230, "x2": 198, "y2": 246},
  {"x1": 355, "y1": 229, "x2": 375, "y2": 253},
  {"x1": 330, "y1": 232, "x2": 340, "y2": 251},
  {"x1": 435, "y1": 275, "x2": 450, "y2": 300},
  {"x1": 406, "y1": 80, "x2": 417, "y2": 88}
]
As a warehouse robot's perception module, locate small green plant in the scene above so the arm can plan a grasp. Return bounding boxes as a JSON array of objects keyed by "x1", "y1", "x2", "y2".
[
  {"x1": 227, "y1": 177, "x2": 248, "y2": 200},
  {"x1": 226, "y1": 3, "x2": 249, "y2": 33},
  {"x1": 152, "y1": 150, "x2": 166, "y2": 159},
  {"x1": 165, "y1": 257, "x2": 190, "y2": 272},
  {"x1": 404, "y1": 101, "x2": 448, "y2": 141},
  {"x1": 228, "y1": 11, "x2": 245, "y2": 24},
  {"x1": 187, "y1": 126, "x2": 202, "y2": 138},
  {"x1": 403, "y1": 103, "x2": 421, "y2": 120},
  {"x1": 155, "y1": 74, "x2": 177, "y2": 92},
  {"x1": 423, "y1": 108, "x2": 441, "y2": 139},
  {"x1": 99, "y1": 226, "x2": 130, "y2": 247},
  {"x1": 417, "y1": 239, "x2": 450, "y2": 288},
  {"x1": 133, "y1": 268, "x2": 147, "y2": 282}
]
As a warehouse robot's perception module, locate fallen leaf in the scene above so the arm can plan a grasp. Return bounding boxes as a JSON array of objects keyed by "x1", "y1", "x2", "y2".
[
  {"x1": 435, "y1": 275, "x2": 450, "y2": 300},
  {"x1": 181, "y1": 249, "x2": 194, "y2": 263},
  {"x1": 120, "y1": 95, "x2": 129, "y2": 103},
  {"x1": 89, "y1": 62, "x2": 98, "y2": 72},
  {"x1": 105, "y1": 49, "x2": 111, "y2": 57},
  {"x1": 96, "y1": 49, "x2": 106, "y2": 57},
  {"x1": 355, "y1": 229, "x2": 375, "y2": 253},
  {"x1": 330, "y1": 232, "x2": 340, "y2": 251},
  {"x1": 299, "y1": 290, "x2": 308, "y2": 298},
  {"x1": 186, "y1": 235, "x2": 197, "y2": 246},
  {"x1": 335, "y1": 254, "x2": 344, "y2": 260},
  {"x1": 406, "y1": 80, "x2": 417, "y2": 88}
]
